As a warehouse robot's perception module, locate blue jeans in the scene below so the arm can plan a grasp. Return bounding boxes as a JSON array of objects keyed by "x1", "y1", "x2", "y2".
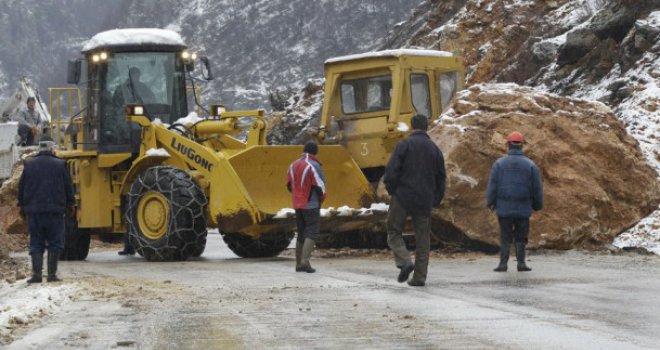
[{"x1": 28, "y1": 212, "x2": 65, "y2": 255}]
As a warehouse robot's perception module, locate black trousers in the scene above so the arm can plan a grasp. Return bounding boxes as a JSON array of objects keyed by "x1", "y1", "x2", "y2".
[
  {"x1": 498, "y1": 217, "x2": 529, "y2": 244},
  {"x1": 295, "y1": 208, "x2": 320, "y2": 243}
]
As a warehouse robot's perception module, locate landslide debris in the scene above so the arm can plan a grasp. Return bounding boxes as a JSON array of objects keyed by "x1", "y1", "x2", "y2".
[{"x1": 428, "y1": 83, "x2": 660, "y2": 249}]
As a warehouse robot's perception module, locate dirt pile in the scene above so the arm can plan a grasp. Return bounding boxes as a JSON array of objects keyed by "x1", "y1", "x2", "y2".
[
  {"x1": 426, "y1": 83, "x2": 660, "y2": 249},
  {"x1": 0, "y1": 161, "x2": 27, "y2": 237}
]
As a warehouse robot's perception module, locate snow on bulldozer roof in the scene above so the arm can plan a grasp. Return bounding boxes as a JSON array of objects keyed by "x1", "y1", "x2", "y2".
[
  {"x1": 325, "y1": 49, "x2": 454, "y2": 64},
  {"x1": 82, "y1": 28, "x2": 185, "y2": 53}
]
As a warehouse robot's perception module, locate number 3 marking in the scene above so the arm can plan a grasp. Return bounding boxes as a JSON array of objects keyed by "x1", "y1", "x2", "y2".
[{"x1": 361, "y1": 142, "x2": 369, "y2": 156}]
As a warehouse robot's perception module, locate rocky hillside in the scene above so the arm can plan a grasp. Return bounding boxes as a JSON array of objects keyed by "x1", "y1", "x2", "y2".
[
  {"x1": 0, "y1": 0, "x2": 123, "y2": 99},
  {"x1": 0, "y1": 0, "x2": 419, "y2": 110},
  {"x1": 380, "y1": 0, "x2": 660, "y2": 252}
]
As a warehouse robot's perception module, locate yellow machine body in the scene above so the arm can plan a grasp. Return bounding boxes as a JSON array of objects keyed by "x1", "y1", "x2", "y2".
[{"x1": 318, "y1": 51, "x2": 465, "y2": 181}]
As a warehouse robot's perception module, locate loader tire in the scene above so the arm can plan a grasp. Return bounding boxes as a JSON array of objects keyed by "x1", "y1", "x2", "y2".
[
  {"x1": 190, "y1": 235, "x2": 207, "y2": 258},
  {"x1": 222, "y1": 232, "x2": 293, "y2": 258},
  {"x1": 126, "y1": 166, "x2": 208, "y2": 262},
  {"x1": 59, "y1": 217, "x2": 91, "y2": 261}
]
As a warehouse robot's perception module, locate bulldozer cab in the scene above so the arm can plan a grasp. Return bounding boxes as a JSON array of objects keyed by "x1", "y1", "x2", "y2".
[{"x1": 319, "y1": 49, "x2": 464, "y2": 182}]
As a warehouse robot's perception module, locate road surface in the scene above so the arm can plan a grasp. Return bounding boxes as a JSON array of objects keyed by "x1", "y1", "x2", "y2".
[{"x1": 2, "y1": 233, "x2": 659, "y2": 349}]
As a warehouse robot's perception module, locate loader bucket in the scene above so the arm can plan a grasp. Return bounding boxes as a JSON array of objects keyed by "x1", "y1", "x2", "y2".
[{"x1": 227, "y1": 145, "x2": 386, "y2": 235}]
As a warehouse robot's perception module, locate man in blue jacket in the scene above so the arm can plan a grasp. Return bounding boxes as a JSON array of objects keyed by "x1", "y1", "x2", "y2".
[
  {"x1": 18, "y1": 141, "x2": 75, "y2": 283},
  {"x1": 487, "y1": 131, "x2": 543, "y2": 272},
  {"x1": 384, "y1": 114, "x2": 446, "y2": 287}
]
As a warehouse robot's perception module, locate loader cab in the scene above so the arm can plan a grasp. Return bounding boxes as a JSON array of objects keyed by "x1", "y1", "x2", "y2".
[
  {"x1": 319, "y1": 50, "x2": 465, "y2": 182},
  {"x1": 72, "y1": 29, "x2": 193, "y2": 154}
]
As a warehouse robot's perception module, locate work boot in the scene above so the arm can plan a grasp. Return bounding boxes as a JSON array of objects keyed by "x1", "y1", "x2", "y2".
[
  {"x1": 407, "y1": 279, "x2": 425, "y2": 287},
  {"x1": 516, "y1": 243, "x2": 532, "y2": 272},
  {"x1": 295, "y1": 240, "x2": 303, "y2": 272},
  {"x1": 299, "y1": 238, "x2": 316, "y2": 273},
  {"x1": 398, "y1": 261, "x2": 414, "y2": 283},
  {"x1": 27, "y1": 254, "x2": 43, "y2": 284},
  {"x1": 47, "y1": 252, "x2": 62, "y2": 282},
  {"x1": 494, "y1": 243, "x2": 510, "y2": 272},
  {"x1": 117, "y1": 249, "x2": 135, "y2": 256}
]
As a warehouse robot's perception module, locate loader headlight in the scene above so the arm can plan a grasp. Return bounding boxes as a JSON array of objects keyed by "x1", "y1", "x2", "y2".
[
  {"x1": 126, "y1": 104, "x2": 145, "y2": 116},
  {"x1": 210, "y1": 104, "x2": 226, "y2": 117},
  {"x1": 191, "y1": 53, "x2": 198, "y2": 60},
  {"x1": 91, "y1": 52, "x2": 109, "y2": 63},
  {"x1": 182, "y1": 51, "x2": 190, "y2": 60}
]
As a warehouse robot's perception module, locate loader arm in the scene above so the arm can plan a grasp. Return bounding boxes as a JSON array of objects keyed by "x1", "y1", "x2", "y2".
[{"x1": 153, "y1": 125, "x2": 262, "y2": 230}]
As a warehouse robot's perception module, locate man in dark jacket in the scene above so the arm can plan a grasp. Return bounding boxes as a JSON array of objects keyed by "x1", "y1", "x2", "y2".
[
  {"x1": 287, "y1": 142, "x2": 326, "y2": 273},
  {"x1": 384, "y1": 114, "x2": 446, "y2": 287},
  {"x1": 487, "y1": 131, "x2": 543, "y2": 272},
  {"x1": 18, "y1": 141, "x2": 75, "y2": 283}
]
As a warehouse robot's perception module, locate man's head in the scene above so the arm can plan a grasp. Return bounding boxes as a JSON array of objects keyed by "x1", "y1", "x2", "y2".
[
  {"x1": 128, "y1": 67, "x2": 141, "y2": 81},
  {"x1": 303, "y1": 141, "x2": 318, "y2": 155},
  {"x1": 26, "y1": 97, "x2": 36, "y2": 111},
  {"x1": 38, "y1": 141, "x2": 55, "y2": 153},
  {"x1": 410, "y1": 114, "x2": 429, "y2": 131},
  {"x1": 506, "y1": 131, "x2": 525, "y2": 149}
]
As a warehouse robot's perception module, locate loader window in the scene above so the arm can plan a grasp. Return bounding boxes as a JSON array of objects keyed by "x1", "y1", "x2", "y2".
[
  {"x1": 100, "y1": 52, "x2": 187, "y2": 148},
  {"x1": 439, "y1": 71, "x2": 458, "y2": 112},
  {"x1": 340, "y1": 75, "x2": 392, "y2": 115},
  {"x1": 411, "y1": 73, "x2": 431, "y2": 118}
]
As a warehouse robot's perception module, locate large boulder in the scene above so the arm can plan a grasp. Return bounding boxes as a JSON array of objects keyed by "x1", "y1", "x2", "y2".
[
  {"x1": 429, "y1": 83, "x2": 660, "y2": 249},
  {"x1": 0, "y1": 161, "x2": 26, "y2": 236}
]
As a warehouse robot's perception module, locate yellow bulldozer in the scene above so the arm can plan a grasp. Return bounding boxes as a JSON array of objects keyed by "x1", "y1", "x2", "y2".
[
  {"x1": 316, "y1": 49, "x2": 464, "y2": 184},
  {"x1": 50, "y1": 28, "x2": 464, "y2": 261}
]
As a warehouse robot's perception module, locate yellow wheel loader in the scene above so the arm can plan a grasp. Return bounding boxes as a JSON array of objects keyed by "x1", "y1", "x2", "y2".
[{"x1": 51, "y1": 28, "x2": 378, "y2": 261}]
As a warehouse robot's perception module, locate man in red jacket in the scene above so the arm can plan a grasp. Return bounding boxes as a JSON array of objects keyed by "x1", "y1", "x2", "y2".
[{"x1": 287, "y1": 142, "x2": 326, "y2": 273}]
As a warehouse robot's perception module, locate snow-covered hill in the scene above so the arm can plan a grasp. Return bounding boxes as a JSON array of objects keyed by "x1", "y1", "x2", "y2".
[{"x1": 0, "y1": 0, "x2": 420, "y2": 110}]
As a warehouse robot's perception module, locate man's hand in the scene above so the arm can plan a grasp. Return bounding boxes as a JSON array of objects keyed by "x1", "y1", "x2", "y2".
[
  {"x1": 30, "y1": 127, "x2": 37, "y2": 136},
  {"x1": 19, "y1": 207, "x2": 26, "y2": 220},
  {"x1": 66, "y1": 206, "x2": 76, "y2": 218}
]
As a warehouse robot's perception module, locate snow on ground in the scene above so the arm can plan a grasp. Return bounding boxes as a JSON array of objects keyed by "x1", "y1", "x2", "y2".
[
  {"x1": 614, "y1": 206, "x2": 660, "y2": 254},
  {"x1": 0, "y1": 282, "x2": 78, "y2": 342}
]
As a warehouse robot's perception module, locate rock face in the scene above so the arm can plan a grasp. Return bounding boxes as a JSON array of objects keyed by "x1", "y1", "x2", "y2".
[{"x1": 428, "y1": 84, "x2": 660, "y2": 249}]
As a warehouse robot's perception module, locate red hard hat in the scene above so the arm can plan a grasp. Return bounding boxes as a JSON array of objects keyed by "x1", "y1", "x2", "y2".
[{"x1": 506, "y1": 131, "x2": 525, "y2": 143}]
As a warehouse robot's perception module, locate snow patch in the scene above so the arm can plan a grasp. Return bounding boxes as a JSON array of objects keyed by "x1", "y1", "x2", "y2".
[
  {"x1": 82, "y1": 28, "x2": 185, "y2": 52},
  {"x1": 397, "y1": 122, "x2": 409, "y2": 132},
  {"x1": 0, "y1": 283, "x2": 78, "y2": 334},
  {"x1": 145, "y1": 148, "x2": 170, "y2": 157},
  {"x1": 174, "y1": 111, "x2": 203, "y2": 125},
  {"x1": 325, "y1": 49, "x2": 453, "y2": 64},
  {"x1": 274, "y1": 208, "x2": 295, "y2": 219}
]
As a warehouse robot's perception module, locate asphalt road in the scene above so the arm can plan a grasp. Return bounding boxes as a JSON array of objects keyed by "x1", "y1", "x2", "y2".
[{"x1": 4, "y1": 233, "x2": 660, "y2": 349}]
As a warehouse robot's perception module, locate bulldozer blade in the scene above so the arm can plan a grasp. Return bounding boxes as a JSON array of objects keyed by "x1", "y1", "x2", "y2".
[{"x1": 226, "y1": 145, "x2": 384, "y2": 235}]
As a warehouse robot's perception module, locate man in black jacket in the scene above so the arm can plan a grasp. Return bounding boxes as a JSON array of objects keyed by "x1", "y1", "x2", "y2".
[
  {"x1": 384, "y1": 114, "x2": 446, "y2": 286},
  {"x1": 18, "y1": 141, "x2": 75, "y2": 283}
]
